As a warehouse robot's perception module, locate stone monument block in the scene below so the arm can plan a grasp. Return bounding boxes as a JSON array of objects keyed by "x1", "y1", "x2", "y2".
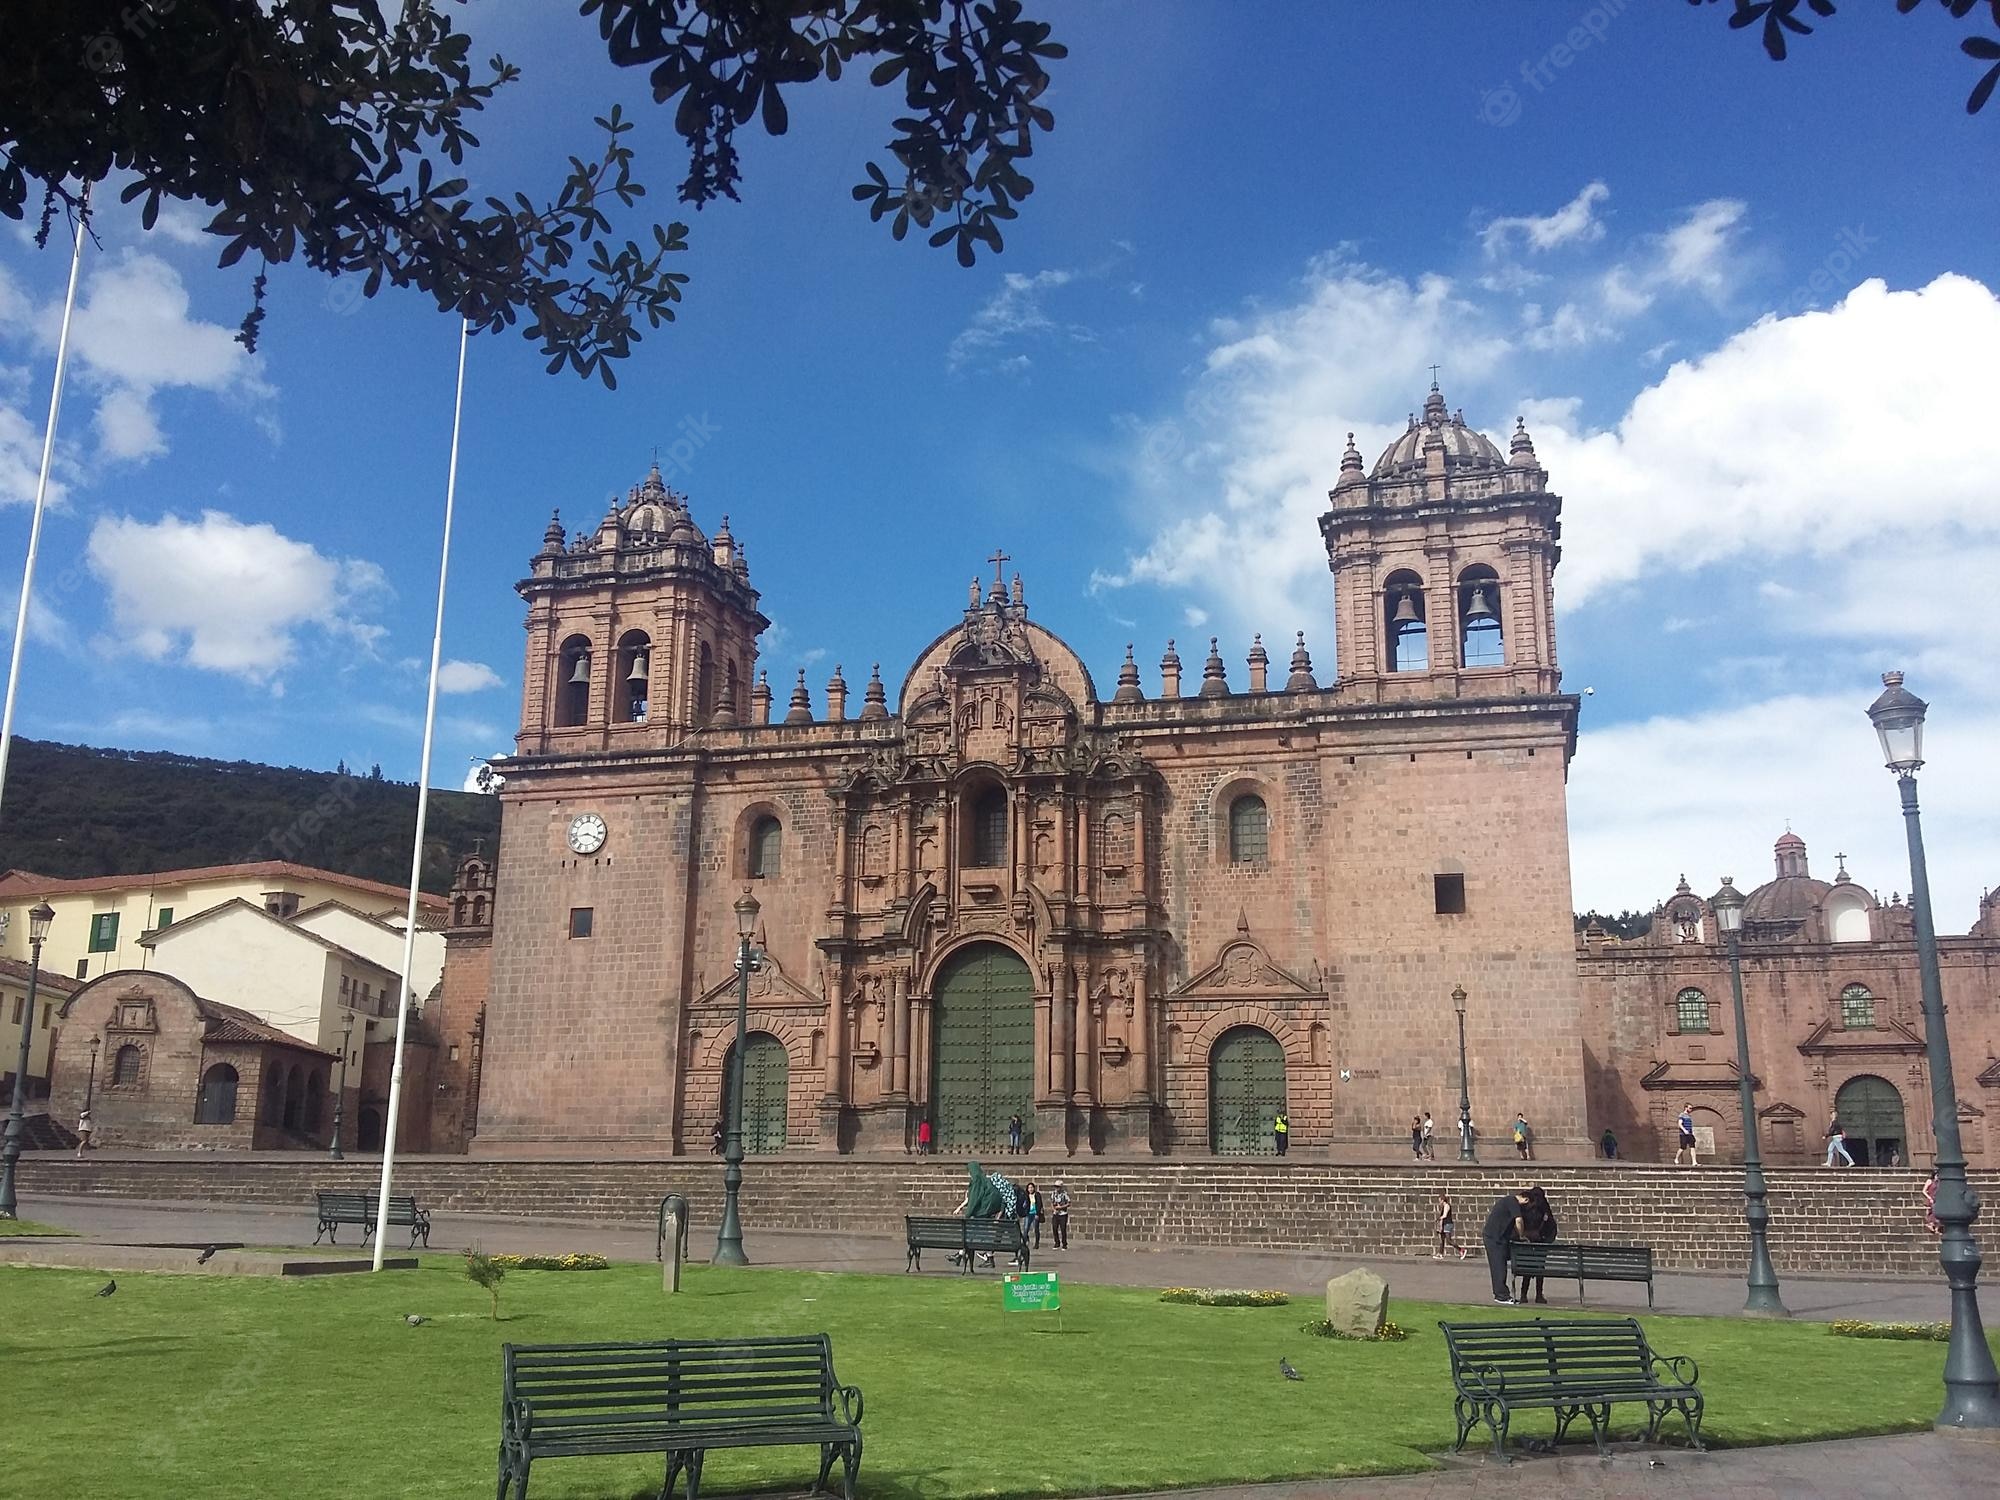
[{"x1": 1323, "y1": 1268, "x2": 1389, "y2": 1338}]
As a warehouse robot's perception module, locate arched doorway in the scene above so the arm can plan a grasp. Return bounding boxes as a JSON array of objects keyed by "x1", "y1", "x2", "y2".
[
  {"x1": 931, "y1": 944, "x2": 1034, "y2": 1153},
  {"x1": 1210, "y1": 1026, "x2": 1285, "y2": 1155},
  {"x1": 1836, "y1": 1075, "x2": 1906, "y2": 1166},
  {"x1": 358, "y1": 1107, "x2": 384, "y2": 1152},
  {"x1": 724, "y1": 1033, "x2": 790, "y2": 1154}
]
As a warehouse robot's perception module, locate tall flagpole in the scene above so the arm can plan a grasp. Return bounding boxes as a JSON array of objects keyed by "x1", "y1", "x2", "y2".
[
  {"x1": 372, "y1": 318, "x2": 470, "y2": 1271},
  {"x1": 0, "y1": 191, "x2": 90, "y2": 820}
]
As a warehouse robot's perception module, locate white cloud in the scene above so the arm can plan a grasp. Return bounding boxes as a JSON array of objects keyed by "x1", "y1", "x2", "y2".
[
  {"x1": 437, "y1": 659, "x2": 504, "y2": 694},
  {"x1": 1480, "y1": 182, "x2": 1610, "y2": 257},
  {"x1": 87, "y1": 509, "x2": 387, "y2": 683},
  {"x1": 1656, "y1": 199, "x2": 1748, "y2": 297},
  {"x1": 947, "y1": 268, "x2": 1079, "y2": 372},
  {"x1": 1542, "y1": 275, "x2": 2000, "y2": 602}
]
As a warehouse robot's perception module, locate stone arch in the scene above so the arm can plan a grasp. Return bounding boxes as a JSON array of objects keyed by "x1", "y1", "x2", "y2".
[
  {"x1": 282, "y1": 1064, "x2": 305, "y2": 1131},
  {"x1": 1456, "y1": 562, "x2": 1504, "y2": 667},
  {"x1": 1186, "y1": 1003, "x2": 1312, "y2": 1067},
  {"x1": 927, "y1": 941, "x2": 1035, "y2": 1154},
  {"x1": 615, "y1": 628, "x2": 651, "y2": 723},
  {"x1": 1210, "y1": 773, "x2": 1278, "y2": 867},
  {"x1": 555, "y1": 634, "x2": 592, "y2": 727},
  {"x1": 1835, "y1": 1074, "x2": 1906, "y2": 1166},
  {"x1": 1208, "y1": 1025, "x2": 1287, "y2": 1155},
  {"x1": 735, "y1": 800, "x2": 786, "y2": 881},
  {"x1": 722, "y1": 1030, "x2": 791, "y2": 1154},
  {"x1": 195, "y1": 1062, "x2": 238, "y2": 1124},
  {"x1": 1382, "y1": 566, "x2": 1429, "y2": 672}
]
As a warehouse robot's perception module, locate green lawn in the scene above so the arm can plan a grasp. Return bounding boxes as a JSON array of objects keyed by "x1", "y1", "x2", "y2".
[
  {"x1": 0, "y1": 1216, "x2": 73, "y2": 1236},
  {"x1": 0, "y1": 1258, "x2": 1972, "y2": 1500}
]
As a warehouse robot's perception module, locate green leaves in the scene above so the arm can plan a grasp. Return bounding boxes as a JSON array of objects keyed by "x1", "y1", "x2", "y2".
[{"x1": 1702, "y1": 0, "x2": 2000, "y2": 113}]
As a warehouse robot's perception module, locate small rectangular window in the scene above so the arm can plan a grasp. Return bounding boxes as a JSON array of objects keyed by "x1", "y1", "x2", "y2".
[
  {"x1": 448, "y1": 1044, "x2": 461, "y2": 1062},
  {"x1": 156, "y1": 907, "x2": 174, "y2": 928},
  {"x1": 569, "y1": 907, "x2": 594, "y2": 940},
  {"x1": 1434, "y1": 874, "x2": 1467, "y2": 915},
  {"x1": 9, "y1": 997, "x2": 19, "y2": 1024},
  {"x1": 75, "y1": 960, "x2": 88, "y2": 981},
  {"x1": 40, "y1": 1002, "x2": 50, "y2": 1029},
  {"x1": 89, "y1": 912, "x2": 120, "y2": 952}
]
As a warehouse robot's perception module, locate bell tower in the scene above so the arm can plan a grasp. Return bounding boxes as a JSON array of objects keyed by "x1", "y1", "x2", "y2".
[
  {"x1": 1318, "y1": 381, "x2": 1562, "y2": 702},
  {"x1": 516, "y1": 464, "x2": 768, "y2": 754}
]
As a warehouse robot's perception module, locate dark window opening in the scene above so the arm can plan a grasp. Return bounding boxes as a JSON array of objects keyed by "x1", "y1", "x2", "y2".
[
  {"x1": 616, "y1": 631, "x2": 651, "y2": 724},
  {"x1": 1458, "y1": 567, "x2": 1504, "y2": 667},
  {"x1": 1385, "y1": 572, "x2": 1429, "y2": 672},
  {"x1": 1676, "y1": 988, "x2": 1710, "y2": 1032},
  {"x1": 1433, "y1": 874, "x2": 1466, "y2": 915},
  {"x1": 196, "y1": 1063, "x2": 239, "y2": 1124},
  {"x1": 557, "y1": 637, "x2": 592, "y2": 727},
  {"x1": 569, "y1": 907, "x2": 594, "y2": 940},
  {"x1": 748, "y1": 816, "x2": 782, "y2": 879},
  {"x1": 1228, "y1": 795, "x2": 1269, "y2": 864},
  {"x1": 111, "y1": 1044, "x2": 142, "y2": 1087},
  {"x1": 969, "y1": 787, "x2": 1008, "y2": 868}
]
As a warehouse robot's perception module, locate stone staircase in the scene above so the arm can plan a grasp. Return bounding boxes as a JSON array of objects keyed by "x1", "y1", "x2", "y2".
[{"x1": 20, "y1": 1152, "x2": 1977, "y2": 1275}]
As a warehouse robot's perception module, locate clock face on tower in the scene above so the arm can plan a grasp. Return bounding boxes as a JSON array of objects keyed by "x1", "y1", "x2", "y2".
[{"x1": 566, "y1": 812, "x2": 608, "y2": 855}]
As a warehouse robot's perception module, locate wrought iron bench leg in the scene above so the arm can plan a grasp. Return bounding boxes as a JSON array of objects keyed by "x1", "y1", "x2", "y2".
[
  {"x1": 841, "y1": 1434, "x2": 862, "y2": 1500},
  {"x1": 906, "y1": 1244, "x2": 918, "y2": 1272},
  {"x1": 315, "y1": 1218, "x2": 334, "y2": 1246}
]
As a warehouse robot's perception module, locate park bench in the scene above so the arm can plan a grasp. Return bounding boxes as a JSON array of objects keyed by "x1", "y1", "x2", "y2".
[
  {"x1": 498, "y1": 1334, "x2": 863, "y2": 1500},
  {"x1": 903, "y1": 1214, "x2": 1029, "y2": 1273},
  {"x1": 1507, "y1": 1241, "x2": 1655, "y2": 1307},
  {"x1": 1439, "y1": 1316, "x2": 1704, "y2": 1460},
  {"x1": 312, "y1": 1189, "x2": 432, "y2": 1249}
]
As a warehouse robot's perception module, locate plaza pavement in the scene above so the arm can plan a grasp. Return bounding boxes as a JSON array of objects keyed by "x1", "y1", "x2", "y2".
[{"x1": 18, "y1": 1192, "x2": 1960, "y2": 1321}]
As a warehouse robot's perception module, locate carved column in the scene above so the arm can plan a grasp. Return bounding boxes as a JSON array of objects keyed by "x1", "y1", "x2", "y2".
[
  {"x1": 823, "y1": 987, "x2": 847, "y2": 1106},
  {"x1": 1053, "y1": 959, "x2": 1073, "y2": 1098},
  {"x1": 1131, "y1": 960, "x2": 1153, "y2": 1104},
  {"x1": 1073, "y1": 968, "x2": 1095, "y2": 1106},
  {"x1": 889, "y1": 970, "x2": 910, "y2": 1099}
]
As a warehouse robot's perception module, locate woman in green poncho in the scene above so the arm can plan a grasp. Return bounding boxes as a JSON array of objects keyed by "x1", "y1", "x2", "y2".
[{"x1": 951, "y1": 1161, "x2": 1022, "y2": 1267}]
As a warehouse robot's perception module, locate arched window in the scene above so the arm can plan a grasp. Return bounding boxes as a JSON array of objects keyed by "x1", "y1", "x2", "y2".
[
  {"x1": 111, "y1": 1044, "x2": 142, "y2": 1087},
  {"x1": 1383, "y1": 569, "x2": 1428, "y2": 672},
  {"x1": 748, "y1": 816, "x2": 782, "y2": 879},
  {"x1": 282, "y1": 1064, "x2": 305, "y2": 1131},
  {"x1": 196, "y1": 1064, "x2": 238, "y2": 1124},
  {"x1": 1675, "y1": 988, "x2": 1709, "y2": 1033},
  {"x1": 695, "y1": 642, "x2": 714, "y2": 723},
  {"x1": 615, "y1": 630, "x2": 650, "y2": 724},
  {"x1": 556, "y1": 635, "x2": 591, "y2": 727},
  {"x1": 304, "y1": 1070, "x2": 325, "y2": 1132},
  {"x1": 1228, "y1": 794, "x2": 1269, "y2": 864},
  {"x1": 968, "y1": 787, "x2": 1008, "y2": 868},
  {"x1": 1458, "y1": 565, "x2": 1504, "y2": 667},
  {"x1": 1840, "y1": 984, "x2": 1875, "y2": 1029}
]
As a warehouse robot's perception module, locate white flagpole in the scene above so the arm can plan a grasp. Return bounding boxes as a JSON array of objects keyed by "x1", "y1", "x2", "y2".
[
  {"x1": 372, "y1": 318, "x2": 470, "y2": 1271},
  {"x1": 0, "y1": 191, "x2": 90, "y2": 820}
]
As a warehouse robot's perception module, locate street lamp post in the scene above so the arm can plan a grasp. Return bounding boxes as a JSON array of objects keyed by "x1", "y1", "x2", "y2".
[
  {"x1": 330, "y1": 1010, "x2": 354, "y2": 1161},
  {"x1": 1453, "y1": 984, "x2": 1476, "y2": 1162},
  {"x1": 1867, "y1": 671, "x2": 2000, "y2": 1431},
  {"x1": 1709, "y1": 877, "x2": 1788, "y2": 1317},
  {"x1": 84, "y1": 1034, "x2": 100, "y2": 1114},
  {"x1": 713, "y1": 889, "x2": 760, "y2": 1267},
  {"x1": 0, "y1": 901, "x2": 56, "y2": 1218}
]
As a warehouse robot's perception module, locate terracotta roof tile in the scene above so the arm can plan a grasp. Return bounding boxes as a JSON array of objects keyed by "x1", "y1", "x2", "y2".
[{"x1": 0, "y1": 860, "x2": 447, "y2": 910}]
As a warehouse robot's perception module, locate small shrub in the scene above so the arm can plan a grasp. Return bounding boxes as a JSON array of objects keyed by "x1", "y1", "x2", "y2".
[
  {"x1": 1829, "y1": 1319, "x2": 1948, "y2": 1342},
  {"x1": 463, "y1": 1246, "x2": 506, "y2": 1320},
  {"x1": 1302, "y1": 1317, "x2": 1409, "y2": 1342},
  {"x1": 490, "y1": 1253, "x2": 610, "y2": 1272},
  {"x1": 1159, "y1": 1287, "x2": 1290, "y2": 1307}
]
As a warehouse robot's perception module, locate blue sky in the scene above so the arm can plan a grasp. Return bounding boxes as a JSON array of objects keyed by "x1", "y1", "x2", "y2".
[{"x1": 3, "y1": 2, "x2": 1997, "y2": 920}]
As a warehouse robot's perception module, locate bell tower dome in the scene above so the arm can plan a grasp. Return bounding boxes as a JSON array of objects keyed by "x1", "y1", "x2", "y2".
[
  {"x1": 1317, "y1": 379, "x2": 1562, "y2": 701},
  {"x1": 515, "y1": 463, "x2": 768, "y2": 753}
]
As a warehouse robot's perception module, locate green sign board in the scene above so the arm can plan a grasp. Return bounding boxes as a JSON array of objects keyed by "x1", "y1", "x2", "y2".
[{"x1": 1002, "y1": 1271, "x2": 1060, "y2": 1312}]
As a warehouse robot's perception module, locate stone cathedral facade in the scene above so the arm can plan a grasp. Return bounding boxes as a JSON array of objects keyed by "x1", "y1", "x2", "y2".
[{"x1": 470, "y1": 383, "x2": 1590, "y2": 1157}]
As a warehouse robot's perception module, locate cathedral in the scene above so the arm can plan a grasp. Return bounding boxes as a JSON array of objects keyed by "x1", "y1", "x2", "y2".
[{"x1": 466, "y1": 383, "x2": 1592, "y2": 1158}]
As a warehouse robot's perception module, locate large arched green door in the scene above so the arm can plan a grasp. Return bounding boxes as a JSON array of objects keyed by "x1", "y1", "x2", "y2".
[
  {"x1": 725, "y1": 1033, "x2": 790, "y2": 1154},
  {"x1": 1210, "y1": 1027, "x2": 1285, "y2": 1155},
  {"x1": 931, "y1": 945, "x2": 1035, "y2": 1152},
  {"x1": 1835, "y1": 1074, "x2": 1905, "y2": 1167}
]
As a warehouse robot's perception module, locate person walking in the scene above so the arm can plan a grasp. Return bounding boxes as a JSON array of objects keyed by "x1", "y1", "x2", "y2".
[
  {"x1": 916, "y1": 1115, "x2": 932, "y2": 1155},
  {"x1": 710, "y1": 1118, "x2": 724, "y2": 1155},
  {"x1": 1673, "y1": 1104, "x2": 1699, "y2": 1166},
  {"x1": 1512, "y1": 1112, "x2": 1533, "y2": 1161},
  {"x1": 1410, "y1": 1114, "x2": 1426, "y2": 1161},
  {"x1": 1514, "y1": 1186, "x2": 1558, "y2": 1304},
  {"x1": 1434, "y1": 1190, "x2": 1466, "y2": 1259},
  {"x1": 1050, "y1": 1177, "x2": 1071, "y2": 1248},
  {"x1": 1481, "y1": 1188, "x2": 1532, "y2": 1304},
  {"x1": 1272, "y1": 1110, "x2": 1290, "y2": 1157},
  {"x1": 1421, "y1": 1111, "x2": 1437, "y2": 1161},
  {"x1": 1600, "y1": 1126, "x2": 1619, "y2": 1160},
  {"x1": 1923, "y1": 1169, "x2": 1941, "y2": 1235},
  {"x1": 1024, "y1": 1181, "x2": 1044, "y2": 1247},
  {"x1": 75, "y1": 1107, "x2": 94, "y2": 1157},
  {"x1": 1007, "y1": 1113, "x2": 1024, "y2": 1155},
  {"x1": 1825, "y1": 1116, "x2": 1855, "y2": 1167}
]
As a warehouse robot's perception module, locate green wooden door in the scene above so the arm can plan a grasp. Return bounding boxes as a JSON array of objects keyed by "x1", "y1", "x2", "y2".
[
  {"x1": 1210, "y1": 1026, "x2": 1285, "y2": 1155},
  {"x1": 1835, "y1": 1074, "x2": 1905, "y2": 1167},
  {"x1": 727, "y1": 1033, "x2": 789, "y2": 1154},
  {"x1": 931, "y1": 945, "x2": 1035, "y2": 1153}
]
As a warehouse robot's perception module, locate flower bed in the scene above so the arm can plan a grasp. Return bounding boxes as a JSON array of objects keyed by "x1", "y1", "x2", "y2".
[
  {"x1": 1158, "y1": 1287, "x2": 1289, "y2": 1307},
  {"x1": 1301, "y1": 1317, "x2": 1408, "y2": 1342},
  {"x1": 1829, "y1": 1320, "x2": 1948, "y2": 1342},
  {"x1": 489, "y1": 1253, "x2": 611, "y2": 1272}
]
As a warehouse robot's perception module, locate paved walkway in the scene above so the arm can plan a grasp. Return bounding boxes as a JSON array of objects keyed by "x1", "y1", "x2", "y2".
[{"x1": 22, "y1": 1194, "x2": 1956, "y2": 1322}]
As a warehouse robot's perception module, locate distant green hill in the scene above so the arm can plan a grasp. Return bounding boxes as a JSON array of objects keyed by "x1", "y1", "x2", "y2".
[{"x1": 0, "y1": 739, "x2": 502, "y2": 895}]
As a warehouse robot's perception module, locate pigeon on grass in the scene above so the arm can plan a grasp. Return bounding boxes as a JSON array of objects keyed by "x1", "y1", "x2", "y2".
[
  {"x1": 196, "y1": 1246, "x2": 221, "y2": 1265},
  {"x1": 405, "y1": 1314, "x2": 429, "y2": 1326},
  {"x1": 1279, "y1": 1358, "x2": 1303, "y2": 1381},
  {"x1": 95, "y1": 1280, "x2": 117, "y2": 1297}
]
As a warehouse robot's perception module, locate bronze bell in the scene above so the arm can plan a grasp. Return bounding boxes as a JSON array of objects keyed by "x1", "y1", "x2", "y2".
[
  {"x1": 1465, "y1": 585, "x2": 1497, "y2": 619},
  {"x1": 628, "y1": 651, "x2": 650, "y2": 683},
  {"x1": 1390, "y1": 592, "x2": 1422, "y2": 626},
  {"x1": 567, "y1": 654, "x2": 592, "y2": 685}
]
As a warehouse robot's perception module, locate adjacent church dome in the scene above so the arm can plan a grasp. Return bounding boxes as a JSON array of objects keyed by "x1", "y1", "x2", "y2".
[
  {"x1": 1743, "y1": 831, "x2": 1831, "y2": 929},
  {"x1": 1371, "y1": 381, "x2": 1507, "y2": 478}
]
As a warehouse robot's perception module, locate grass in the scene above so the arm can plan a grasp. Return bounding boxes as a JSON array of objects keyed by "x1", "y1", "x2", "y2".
[
  {"x1": 0, "y1": 1216, "x2": 73, "y2": 1236},
  {"x1": 0, "y1": 1257, "x2": 1978, "y2": 1500}
]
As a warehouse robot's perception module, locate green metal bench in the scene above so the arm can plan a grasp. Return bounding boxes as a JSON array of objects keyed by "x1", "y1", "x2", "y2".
[
  {"x1": 498, "y1": 1334, "x2": 863, "y2": 1500},
  {"x1": 904, "y1": 1214, "x2": 1029, "y2": 1273},
  {"x1": 1439, "y1": 1316, "x2": 1704, "y2": 1460},
  {"x1": 313, "y1": 1189, "x2": 431, "y2": 1248},
  {"x1": 1507, "y1": 1241, "x2": 1655, "y2": 1307}
]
